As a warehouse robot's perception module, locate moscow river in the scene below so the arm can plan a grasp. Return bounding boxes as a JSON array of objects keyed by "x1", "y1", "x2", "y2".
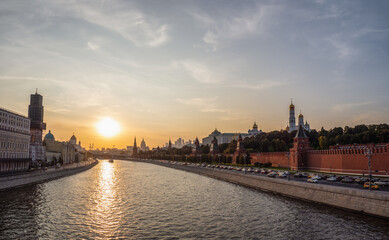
[{"x1": 0, "y1": 160, "x2": 388, "y2": 239}]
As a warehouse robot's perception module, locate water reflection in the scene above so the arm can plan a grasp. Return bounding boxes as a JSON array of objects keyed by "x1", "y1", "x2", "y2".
[
  {"x1": 88, "y1": 160, "x2": 121, "y2": 238},
  {"x1": 0, "y1": 160, "x2": 388, "y2": 239}
]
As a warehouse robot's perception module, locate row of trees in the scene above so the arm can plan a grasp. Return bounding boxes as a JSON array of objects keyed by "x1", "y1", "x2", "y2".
[{"x1": 136, "y1": 124, "x2": 389, "y2": 158}]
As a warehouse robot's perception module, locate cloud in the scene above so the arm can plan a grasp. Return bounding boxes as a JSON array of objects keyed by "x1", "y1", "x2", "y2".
[
  {"x1": 172, "y1": 60, "x2": 221, "y2": 83},
  {"x1": 231, "y1": 80, "x2": 288, "y2": 90},
  {"x1": 327, "y1": 37, "x2": 355, "y2": 58},
  {"x1": 331, "y1": 101, "x2": 372, "y2": 112},
  {"x1": 43, "y1": 1, "x2": 169, "y2": 47},
  {"x1": 192, "y1": 5, "x2": 277, "y2": 50},
  {"x1": 176, "y1": 98, "x2": 228, "y2": 113},
  {"x1": 87, "y1": 41, "x2": 100, "y2": 51}
]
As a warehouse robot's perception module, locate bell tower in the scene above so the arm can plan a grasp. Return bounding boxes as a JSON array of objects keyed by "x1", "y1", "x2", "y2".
[{"x1": 288, "y1": 99, "x2": 296, "y2": 133}]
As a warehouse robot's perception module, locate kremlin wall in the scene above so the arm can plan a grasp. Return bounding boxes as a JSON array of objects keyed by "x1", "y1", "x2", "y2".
[{"x1": 232, "y1": 126, "x2": 389, "y2": 176}]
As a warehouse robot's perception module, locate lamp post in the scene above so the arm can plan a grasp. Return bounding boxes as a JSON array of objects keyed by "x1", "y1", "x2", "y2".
[
  {"x1": 365, "y1": 148, "x2": 372, "y2": 191},
  {"x1": 286, "y1": 152, "x2": 290, "y2": 181},
  {"x1": 243, "y1": 153, "x2": 247, "y2": 174}
]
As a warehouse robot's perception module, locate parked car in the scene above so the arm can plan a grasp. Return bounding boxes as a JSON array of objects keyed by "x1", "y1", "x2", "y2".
[
  {"x1": 308, "y1": 178, "x2": 318, "y2": 183},
  {"x1": 267, "y1": 172, "x2": 277, "y2": 178},
  {"x1": 336, "y1": 176, "x2": 344, "y2": 181},
  {"x1": 326, "y1": 176, "x2": 337, "y2": 182},
  {"x1": 374, "y1": 180, "x2": 389, "y2": 186},
  {"x1": 363, "y1": 182, "x2": 379, "y2": 190},
  {"x1": 354, "y1": 177, "x2": 365, "y2": 184},
  {"x1": 341, "y1": 177, "x2": 354, "y2": 183},
  {"x1": 278, "y1": 172, "x2": 287, "y2": 178}
]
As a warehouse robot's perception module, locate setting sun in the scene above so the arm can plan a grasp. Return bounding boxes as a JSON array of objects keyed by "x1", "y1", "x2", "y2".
[{"x1": 96, "y1": 117, "x2": 121, "y2": 137}]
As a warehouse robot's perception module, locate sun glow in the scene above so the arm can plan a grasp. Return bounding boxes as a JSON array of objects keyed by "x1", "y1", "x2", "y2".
[{"x1": 96, "y1": 117, "x2": 121, "y2": 137}]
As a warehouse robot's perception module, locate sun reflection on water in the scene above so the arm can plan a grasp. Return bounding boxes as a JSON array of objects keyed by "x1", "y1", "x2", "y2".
[{"x1": 88, "y1": 160, "x2": 121, "y2": 238}]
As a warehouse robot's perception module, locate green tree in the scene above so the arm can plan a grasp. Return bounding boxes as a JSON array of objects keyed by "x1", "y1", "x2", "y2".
[{"x1": 318, "y1": 136, "x2": 329, "y2": 149}]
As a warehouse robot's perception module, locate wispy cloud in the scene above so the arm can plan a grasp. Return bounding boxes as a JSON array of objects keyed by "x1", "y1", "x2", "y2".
[
  {"x1": 231, "y1": 80, "x2": 288, "y2": 90},
  {"x1": 87, "y1": 41, "x2": 100, "y2": 51},
  {"x1": 172, "y1": 60, "x2": 221, "y2": 83},
  {"x1": 331, "y1": 101, "x2": 372, "y2": 112},
  {"x1": 44, "y1": 1, "x2": 169, "y2": 47},
  {"x1": 176, "y1": 98, "x2": 228, "y2": 113},
  {"x1": 191, "y1": 5, "x2": 277, "y2": 50},
  {"x1": 327, "y1": 37, "x2": 355, "y2": 58}
]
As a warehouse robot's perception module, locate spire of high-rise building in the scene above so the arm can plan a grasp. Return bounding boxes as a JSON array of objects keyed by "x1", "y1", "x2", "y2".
[{"x1": 132, "y1": 137, "x2": 137, "y2": 157}]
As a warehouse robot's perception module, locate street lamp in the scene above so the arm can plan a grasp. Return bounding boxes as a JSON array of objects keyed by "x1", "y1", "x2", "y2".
[
  {"x1": 286, "y1": 152, "x2": 290, "y2": 181},
  {"x1": 243, "y1": 153, "x2": 247, "y2": 174},
  {"x1": 365, "y1": 148, "x2": 372, "y2": 191}
]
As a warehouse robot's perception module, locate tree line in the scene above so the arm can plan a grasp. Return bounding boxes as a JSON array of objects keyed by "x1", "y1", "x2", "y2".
[{"x1": 136, "y1": 124, "x2": 389, "y2": 158}]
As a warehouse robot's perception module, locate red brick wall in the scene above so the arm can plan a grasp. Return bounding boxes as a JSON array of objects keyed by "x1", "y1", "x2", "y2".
[
  {"x1": 305, "y1": 149, "x2": 389, "y2": 175},
  {"x1": 231, "y1": 143, "x2": 389, "y2": 175},
  {"x1": 250, "y1": 152, "x2": 289, "y2": 168}
]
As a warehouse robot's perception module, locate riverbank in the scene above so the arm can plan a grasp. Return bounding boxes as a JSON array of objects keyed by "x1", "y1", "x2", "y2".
[
  {"x1": 0, "y1": 159, "x2": 98, "y2": 191},
  {"x1": 133, "y1": 159, "x2": 389, "y2": 219}
]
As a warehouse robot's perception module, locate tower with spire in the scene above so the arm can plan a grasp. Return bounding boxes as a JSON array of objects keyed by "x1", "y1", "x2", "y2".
[
  {"x1": 287, "y1": 99, "x2": 311, "y2": 133},
  {"x1": 132, "y1": 137, "x2": 137, "y2": 157},
  {"x1": 288, "y1": 99, "x2": 297, "y2": 133},
  {"x1": 290, "y1": 124, "x2": 312, "y2": 170}
]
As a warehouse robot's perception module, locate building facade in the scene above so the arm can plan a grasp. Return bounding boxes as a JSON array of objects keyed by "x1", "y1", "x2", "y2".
[
  {"x1": 28, "y1": 91, "x2": 46, "y2": 162},
  {"x1": 202, "y1": 123, "x2": 261, "y2": 146},
  {"x1": 44, "y1": 131, "x2": 85, "y2": 165},
  {"x1": 0, "y1": 108, "x2": 31, "y2": 173}
]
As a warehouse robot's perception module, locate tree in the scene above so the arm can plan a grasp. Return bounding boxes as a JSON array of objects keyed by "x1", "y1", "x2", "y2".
[
  {"x1": 318, "y1": 136, "x2": 329, "y2": 149},
  {"x1": 224, "y1": 140, "x2": 237, "y2": 154}
]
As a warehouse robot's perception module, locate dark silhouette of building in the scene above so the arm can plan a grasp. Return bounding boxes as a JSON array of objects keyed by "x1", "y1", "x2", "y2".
[
  {"x1": 28, "y1": 90, "x2": 46, "y2": 162},
  {"x1": 132, "y1": 137, "x2": 137, "y2": 157}
]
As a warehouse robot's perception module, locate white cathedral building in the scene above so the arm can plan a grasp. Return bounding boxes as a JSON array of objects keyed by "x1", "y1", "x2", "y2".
[
  {"x1": 286, "y1": 100, "x2": 310, "y2": 133},
  {"x1": 202, "y1": 122, "x2": 262, "y2": 145}
]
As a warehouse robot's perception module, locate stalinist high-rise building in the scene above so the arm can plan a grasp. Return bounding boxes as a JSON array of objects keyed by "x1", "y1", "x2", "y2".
[
  {"x1": 28, "y1": 90, "x2": 46, "y2": 162},
  {"x1": 287, "y1": 100, "x2": 310, "y2": 133}
]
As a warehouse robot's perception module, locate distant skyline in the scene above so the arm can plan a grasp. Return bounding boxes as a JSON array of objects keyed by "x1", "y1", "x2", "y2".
[{"x1": 1, "y1": 0, "x2": 388, "y2": 148}]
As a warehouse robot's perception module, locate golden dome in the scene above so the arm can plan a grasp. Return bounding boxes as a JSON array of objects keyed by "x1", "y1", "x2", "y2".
[{"x1": 299, "y1": 113, "x2": 303, "y2": 118}]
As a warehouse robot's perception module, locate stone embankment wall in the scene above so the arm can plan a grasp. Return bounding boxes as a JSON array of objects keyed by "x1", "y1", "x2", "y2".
[
  {"x1": 0, "y1": 160, "x2": 98, "y2": 191},
  {"x1": 139, "y1": 160, "x2": 389, "y2": 219}
]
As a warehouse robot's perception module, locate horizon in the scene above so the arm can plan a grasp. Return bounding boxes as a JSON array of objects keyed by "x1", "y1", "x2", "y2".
[{"x1": 1, "y1": 0, "x2": 389, "y2": 148}]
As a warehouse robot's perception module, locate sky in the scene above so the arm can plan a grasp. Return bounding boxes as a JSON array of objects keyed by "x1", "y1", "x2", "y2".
[{"x1": 0, "y1": 0, "x2": 388, "y2": 149}]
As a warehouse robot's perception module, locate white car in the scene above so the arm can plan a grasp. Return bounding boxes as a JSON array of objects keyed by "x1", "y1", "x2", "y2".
[
  {"x1": 308, "y1": 178, "x2": 318, "y2": 183},
  {"x1": 374, "y1": 180, "x2": 389, "y2": 186},
  {"x1": 327, "y1": 176, "x2": 337, "y2": 182}
]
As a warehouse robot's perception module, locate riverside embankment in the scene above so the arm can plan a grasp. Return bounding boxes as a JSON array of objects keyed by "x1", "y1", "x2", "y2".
[
  {"x1": 0, "y1": 159, "x2": 98, "y2": 191},
  {"x1": 134, "y1": 159, "x2": 389, "y2": 219}
]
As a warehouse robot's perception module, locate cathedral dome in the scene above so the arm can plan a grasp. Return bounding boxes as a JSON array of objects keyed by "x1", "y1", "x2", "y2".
[
  {"x1": 299, "y1": 113, "x2": 303, "y2": 118},
  {"x1": 212, "y1": 128, "x2": 221, "y2": 135},
  {"x1": 70, "y1": 134, "x2": 77, "y2": 144},
  {"x1": 44, "y1": 130, "x2": 55, "y2": 141},
  {"x1": 253, "y1": 122, "x2": 258, "y2": 129}
]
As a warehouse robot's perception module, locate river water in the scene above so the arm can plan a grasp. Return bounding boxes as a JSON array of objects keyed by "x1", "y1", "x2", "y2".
[{"x1": 0, "y1": 160, "x2": 388, "y2": 239}]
